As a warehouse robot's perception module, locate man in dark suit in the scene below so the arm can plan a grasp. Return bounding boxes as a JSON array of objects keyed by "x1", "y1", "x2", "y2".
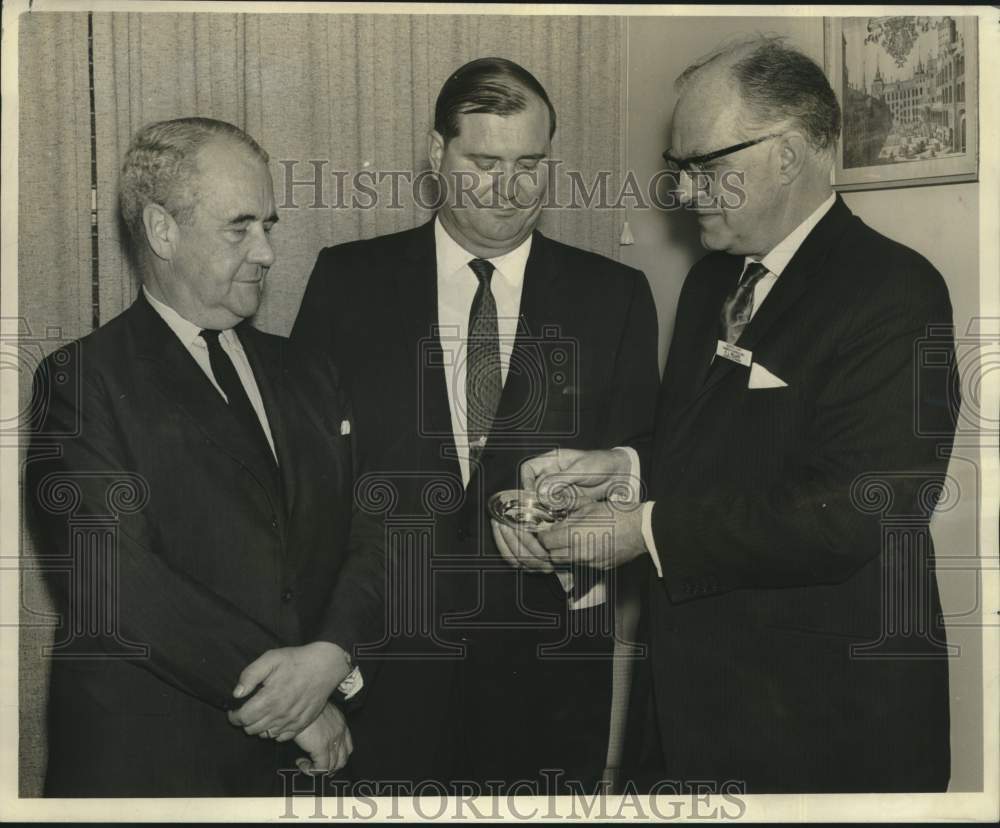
[
  {"x1": 26, "y1": 118, "x2": 384, "y2": 796},
  {"x1": 514, "y1": 39, "x2": 957, "y2": 792},
  {"x1": 291, "y1": 58, "x2": 659, "y2": 791}
]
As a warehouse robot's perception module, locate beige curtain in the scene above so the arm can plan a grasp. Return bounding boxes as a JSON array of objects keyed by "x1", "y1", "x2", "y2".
[
  {"x1": 18, "y1": 10, "x2": 627, "y2": 796},
  {"x1": 17, "y1": 12, "x2": 93, "y2": 796},
  {"x1": 90, "y1": 12, "x2": 258, "y2": 324},
  {"x1": 86, "y1": 12, "x2": 625, "y2": 334},
  {"x1": 18, "y1": 14, "x2": 94, "y2": 342}
]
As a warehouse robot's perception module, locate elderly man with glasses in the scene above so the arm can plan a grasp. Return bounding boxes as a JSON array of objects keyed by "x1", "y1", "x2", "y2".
[{"x1": 499, "y1": 37, "x2": 958, "y2": 793}]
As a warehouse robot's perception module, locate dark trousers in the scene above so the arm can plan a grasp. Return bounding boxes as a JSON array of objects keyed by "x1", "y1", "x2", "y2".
[
  {"x1": 452, "y1": 598, "x2": 616, "y2": 794},
  {"x1": 345, "y1": 610, "x2": 615, "y2": 795}
]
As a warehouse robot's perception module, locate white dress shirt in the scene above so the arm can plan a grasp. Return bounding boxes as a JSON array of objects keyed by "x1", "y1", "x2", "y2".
[
  {"x1": 143, "y1": 287, "x2": 364, "y2": 698},
  {"x1": 434, "y1": 219, "x2": 604, "y2": 609},
  {"x1": 434, "y1": 217, "x2": 531, "y2": 486},
  {"x1": 642, "y1": 193, "x2": 837, "y2": 576}
]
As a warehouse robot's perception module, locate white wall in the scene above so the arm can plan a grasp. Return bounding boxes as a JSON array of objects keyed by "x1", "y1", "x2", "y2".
[
  {"x1": 845, "y1": 184, "x2": 983, "y2": 793},
  {"x1": 623, "y1": 15, "x2": 983, "y2": 791}
]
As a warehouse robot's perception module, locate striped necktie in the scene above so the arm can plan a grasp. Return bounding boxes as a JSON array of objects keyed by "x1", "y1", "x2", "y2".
[
  {"x1": 720, "y1": 261, "x2": 769, "y2": 344},
  {"x1": 465, "y1": 258, "x2": 501, "y2": 465}
]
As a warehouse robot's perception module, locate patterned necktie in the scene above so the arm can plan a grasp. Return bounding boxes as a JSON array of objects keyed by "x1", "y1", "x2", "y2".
[
  {"x1": 465, "y1": 259, "x2": 501, "y2": 465},
  {"x1": 720, "y1": 261, "x2": 769, "y2": 345},
  {"x1": 199, "y1": 329, "x2": 276, "y2": 466}
]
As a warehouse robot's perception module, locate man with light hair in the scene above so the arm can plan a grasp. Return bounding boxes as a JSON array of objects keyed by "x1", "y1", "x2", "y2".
[
  {"x1": 28, "y1": 117, "x2": 384, "y2": 796},
  {"x1": 503, "y1": 38, "x2": 957, "y2": 792}
]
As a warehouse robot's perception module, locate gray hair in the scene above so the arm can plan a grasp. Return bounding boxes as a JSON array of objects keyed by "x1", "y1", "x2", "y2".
[
  {"x1": 119, "y1": 117, "x2": 268, "y2": 252},
  {"x1": 678, "y1": 36, "x2": 841, "y2": 152}
]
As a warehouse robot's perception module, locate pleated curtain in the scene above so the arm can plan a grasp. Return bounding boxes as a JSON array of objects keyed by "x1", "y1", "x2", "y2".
[{"x1": 24, "y1": 12, "x2": 626, "y2": 336}]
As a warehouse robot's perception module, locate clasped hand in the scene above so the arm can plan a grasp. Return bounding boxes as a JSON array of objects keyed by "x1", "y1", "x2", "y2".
[
  {"x1": 293, "y1": 702, "x2": 353, "y2": 775},
  {"x1": 491, "y1": 448, "x2": 648, "y2": 572},
  {"x1": 227, "y1": 641, "x2": 352, "y2": 742}
]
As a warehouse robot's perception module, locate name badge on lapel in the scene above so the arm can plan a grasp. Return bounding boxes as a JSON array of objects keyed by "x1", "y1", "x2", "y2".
[{"x1": 716, "y1": 340, "x2": 753, "y2": 367}]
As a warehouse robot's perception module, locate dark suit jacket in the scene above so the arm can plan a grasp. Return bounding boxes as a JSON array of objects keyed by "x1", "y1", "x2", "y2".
[
  {"x1": 635, "y1": 196, "x2": 956, "y2": 792},
  {"x1": 291, "y1": 219, "x2": 660, "y2": 785},
  {"x1": 26, "y1": 294, "x2": 385, "y2": 797}
]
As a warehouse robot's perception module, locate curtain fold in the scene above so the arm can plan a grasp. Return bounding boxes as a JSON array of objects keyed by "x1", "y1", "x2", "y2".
[
  {"x1": 92, "y1": 12, "x2": 252, "y2": 323},
  {"x1": 18, "y1": 13, "x2": 93, "y2": 343},
  {"x1": 17, "y1": 12, "x2": 93, "y2": 797}
]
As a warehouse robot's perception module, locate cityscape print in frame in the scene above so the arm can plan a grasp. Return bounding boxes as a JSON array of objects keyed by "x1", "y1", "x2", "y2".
[{"x1": 824, "y1": 15, "x2": 978, "y2": 191}]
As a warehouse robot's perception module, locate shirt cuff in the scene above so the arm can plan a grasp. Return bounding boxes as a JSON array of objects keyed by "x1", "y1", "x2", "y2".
[
  {"x1": 642, "y1": 501, "x2": 663, "y2": 578},
  {"x1": 554, "y1": 569, "x2": 573, "y2": 593},
  {"x1": 337, "y1": 666, "x2": 363, "y2": 700},
  {"x1": 554, "y1": 569, "x2": 607, "y2": 610}
]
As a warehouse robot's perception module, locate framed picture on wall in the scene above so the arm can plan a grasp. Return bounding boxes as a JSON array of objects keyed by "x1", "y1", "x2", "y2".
[{"x1": 824, "y1": 15, "x2": 978, "y2": 190}]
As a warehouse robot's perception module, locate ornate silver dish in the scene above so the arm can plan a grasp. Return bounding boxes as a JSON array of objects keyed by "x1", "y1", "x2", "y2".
[{"x1": 488, "y1": 489, "x2": 571, "y2": 533}]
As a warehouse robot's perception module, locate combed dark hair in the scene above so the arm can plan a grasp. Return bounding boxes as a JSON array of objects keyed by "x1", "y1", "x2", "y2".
[
  {"x1": 434, "y1": 57, "x2": 556, "y2": 142},
  {"x1": 119, "y1": 117, "x2": 268, "y2": 252},
  {"x1": 679, "y1": 37, "x2": 841, "y2": 152}
]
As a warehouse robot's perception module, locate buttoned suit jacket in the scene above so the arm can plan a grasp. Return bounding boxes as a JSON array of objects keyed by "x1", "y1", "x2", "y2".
[
  {"x1": 26, "y1": 293, "x2": 384, "y2": 796},
  {"x1": 632, "y1": 195, "x2": 956, "y2": 792},
  {"x1": 291, "y1": 219, "x2": 660, "y2": 785}
]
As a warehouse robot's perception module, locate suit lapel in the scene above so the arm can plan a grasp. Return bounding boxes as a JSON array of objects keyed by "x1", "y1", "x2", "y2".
[
  {"x1": 688, "y1": 195, "x2": 855, "y2": 407},
  {"x1": 399, "y1": 221, "x2": 463, "y2": 479},
  {"x1": 129, "y1": 295, "x2": 283, "y2": 513},
  {"x1": 739, "y1": 195, "x2": 854, "y2": 352}
]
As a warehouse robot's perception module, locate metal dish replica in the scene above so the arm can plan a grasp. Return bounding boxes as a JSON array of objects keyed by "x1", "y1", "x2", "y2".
[{"x1": 488, "y1": 489, "x2": 572, "y2": 533}]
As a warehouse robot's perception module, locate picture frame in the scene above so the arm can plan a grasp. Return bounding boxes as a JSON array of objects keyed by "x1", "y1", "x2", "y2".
[{"x1": 824, "y1": 15, "x2": 978, "y2": 191}]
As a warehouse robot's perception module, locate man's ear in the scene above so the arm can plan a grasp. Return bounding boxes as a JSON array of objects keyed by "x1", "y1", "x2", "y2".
[
  {"x1": 777, "y1": 131, "x2": 809, "y2": 185},
  {"x1": 142, "y1": 203, "x2": 178, "y2": 262},
  {"x1": 428, "y1": 130, "x2": 445, "y2": 173}
]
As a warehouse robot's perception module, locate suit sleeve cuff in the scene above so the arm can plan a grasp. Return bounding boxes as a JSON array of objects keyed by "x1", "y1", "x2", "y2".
[{"x1": 642, "y1": 501, "x2": 663, "y2": 578}]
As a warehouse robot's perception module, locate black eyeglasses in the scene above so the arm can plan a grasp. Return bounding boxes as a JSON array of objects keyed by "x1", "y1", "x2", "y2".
[{"x1": 662, "y1": 133, "x2": 783, "y2": 174}]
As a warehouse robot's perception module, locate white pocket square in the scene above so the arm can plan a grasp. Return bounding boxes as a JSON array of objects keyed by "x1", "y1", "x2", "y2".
[
  {"x1": 340, "y1": 419, "x2": 351, "y2": 435},
  {"x1": 748, "y1": 362, "x2": 788, "y2": 389}
]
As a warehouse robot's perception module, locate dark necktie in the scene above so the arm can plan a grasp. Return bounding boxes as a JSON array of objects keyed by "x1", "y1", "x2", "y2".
[
  {"x1": 720, "y1": 261, "x2": 769, "y2": 344},
  {"x1": 465, "y1": 259, "x2": 502, "y2": 465},
  {"x1": 199, "y1": 329, "x2": 276, "y2": 466}
]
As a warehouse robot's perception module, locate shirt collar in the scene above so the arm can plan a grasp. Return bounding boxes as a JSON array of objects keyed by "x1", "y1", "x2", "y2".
[
  {"x1": 142, "y1": 286, "x2": 241, "y2": 351},
  {"x1": 745, "y1": 192, "x2": 836, "y2": 277},
  {"x1": 434, "y1": 215, "x2": 533, "y2": 287}
]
